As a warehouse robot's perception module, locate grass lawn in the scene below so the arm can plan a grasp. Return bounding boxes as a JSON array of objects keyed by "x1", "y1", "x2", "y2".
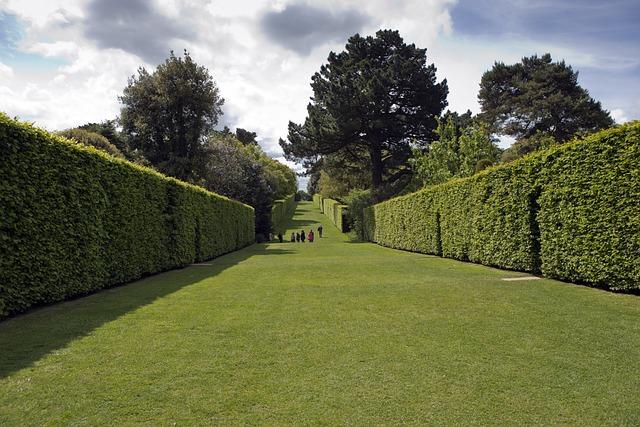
[{"x1": 1, "y1": 201, "x2": 639, "y2": 425}]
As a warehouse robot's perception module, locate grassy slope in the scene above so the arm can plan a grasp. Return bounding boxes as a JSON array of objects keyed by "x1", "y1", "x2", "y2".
[{"x1": 1, "y1": 201, "x2": 639, "y2": 425}]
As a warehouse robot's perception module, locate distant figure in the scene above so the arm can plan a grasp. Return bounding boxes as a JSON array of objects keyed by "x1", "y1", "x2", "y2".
[
  {"x1": 308, "y1": 230, "x2": 314, "y2": 242},
  {"x1": 296, "y1": 232, "x2": 300, "y2": 242},
  {"x1": 300, "y1": 230, "x2": 306, "y2": 242},
  {"x1": 317, "y1": 225, "x2": 323, "y2": 238},
  {"x1": 277, "y1": 232, "x2": 283, "y2": 243},
  {"x1": 290, "y1": 232, "x2": 296, "y2": 242}
]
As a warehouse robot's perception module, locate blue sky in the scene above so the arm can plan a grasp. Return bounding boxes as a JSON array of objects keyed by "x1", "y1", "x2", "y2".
[
  {"x1": 450, "y1": 0, "x2": 639, "y2": 117},
  {"x1": 1, "y1": 0, "x2": 638, "y2": 184}
]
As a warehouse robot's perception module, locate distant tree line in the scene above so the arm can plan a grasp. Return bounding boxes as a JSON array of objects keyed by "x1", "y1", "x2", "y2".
[
  {"x1": 58, "y1": 50, "x2": 296, "y2": 239},
  {"x1": 279, "y1": 30, "x2": 615, "y2": 228}
]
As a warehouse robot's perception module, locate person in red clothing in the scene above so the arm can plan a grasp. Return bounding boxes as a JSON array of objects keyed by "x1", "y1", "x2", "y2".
[{"x1": 308, "y1": 230, "x2": 314, "y2": 242}]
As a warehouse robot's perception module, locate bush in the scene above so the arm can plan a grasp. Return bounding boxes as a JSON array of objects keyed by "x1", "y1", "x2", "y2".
[
  {"x1": 344, "y1": 189, "x2": 374, "y2": 240},
  {"x1": 0, "y1": 114, "x2": 255, "y2": 318},
  {"x1": 364, "y1": 122, "x2": 640, "y2": 291},
  {"x1": 271, "y1": 193, "x2": 296, "y2": 233},
  {"x1": 57, "y1": 128, "x2": 125, "y2": 159}
]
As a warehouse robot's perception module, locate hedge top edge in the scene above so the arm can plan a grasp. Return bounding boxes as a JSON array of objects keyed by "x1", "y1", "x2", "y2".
[
  {"x1": 0, "y1": 113, "x2": 255, "y2": 212},
  {"x1": 375, "y1": 121, "x2": 640, "y2": 209}
]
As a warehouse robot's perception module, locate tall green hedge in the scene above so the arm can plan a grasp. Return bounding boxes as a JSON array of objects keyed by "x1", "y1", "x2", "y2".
[
  {"x1": 313, "y1": 196, "x2": 349, "y2": 232},
  {"x1": 364, "y1": 122, "x2": 640, "y2": 291},
  {"x1": 271, "y1": 193, "x2": 296, "y2": 233},
  {"x1": 313, "y1": 194, "x2": 324, "y2": 210},
  {"x1": 0, "y1": 114, "x2": 255, "y2": 318}
]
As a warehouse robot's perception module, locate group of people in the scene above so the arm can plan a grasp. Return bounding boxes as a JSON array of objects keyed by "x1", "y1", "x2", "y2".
[{"x1": 275, "y1": 225, "x2": 323, "y2": 243}]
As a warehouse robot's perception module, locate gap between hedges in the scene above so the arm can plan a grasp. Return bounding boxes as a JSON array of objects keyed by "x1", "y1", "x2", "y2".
[{"x1": 312, "y1": 194, "x2": 349, "y2": 232}]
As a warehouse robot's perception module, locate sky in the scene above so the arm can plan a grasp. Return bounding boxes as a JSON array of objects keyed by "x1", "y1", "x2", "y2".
[{"x1": 1, "y1": 0, "x2": 639, "y2": 189}]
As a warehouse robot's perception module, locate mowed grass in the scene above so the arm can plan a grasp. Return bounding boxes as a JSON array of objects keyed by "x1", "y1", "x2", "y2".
[{"x1": 1, "y1": 202, "x2": 639, "y2": 425}]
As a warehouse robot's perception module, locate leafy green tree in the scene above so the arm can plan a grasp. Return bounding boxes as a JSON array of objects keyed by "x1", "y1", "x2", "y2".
[
  {"x1": 119, "y1": 50, "x2": 224, "y2": 182},
  {"x1": 344, "y1": 188, "x2": 374, "y2": 240},
  {"x1": 243, "y1": 144, "x2": 297, "y2": 199},
  {"x1": 201, "y1": 134, "x2": 273, "y2": 236},
  {"x1": 235, "y1": 128, "x2": 258, "y2": 145},
  {"x1": 77, "y1": 120, "x2": 150, "y2": 166},
  {"x1": 295, "y1": 190, "x2": 311, "y2": 201},
  {"x1": 414, "y1": 116, "x2": 500, "y2": 186},
  {"x1": 201, "y1": 131, "x2": 297, "y2": 237},
  {"x1": 306, "y1": 169, "x2": 321, "y2": 195},
  {"x1": 78, "y1": 120, "x2": 125, "y2": 150},
  {"x1": 479, "y1": 53, "x2": 613, "y2": 142},
  {"x1": 458, "y1": 122, "x2": 501, "y2": 176},
  {"x1": 316, "y1": 153, "x2": 370, "y2": 200},
  {"x1": 500, "y1": 132, "x2": 557, "y2": 163},
  {"x1": 281, "y1": 29, "x2": 448, "y2": 200}
]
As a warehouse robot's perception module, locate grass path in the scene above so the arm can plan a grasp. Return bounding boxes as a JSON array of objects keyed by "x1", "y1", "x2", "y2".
[{"x1": 1, "y1": 201, "x2": 639, "y2": 425}]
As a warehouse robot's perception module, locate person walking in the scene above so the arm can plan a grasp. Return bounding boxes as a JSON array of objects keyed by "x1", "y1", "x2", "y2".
[
  {"x1": 317, "y1": 225, "x2": 323, "y2": 238},
  {"x1": 300, "y1": 230, "x2": 306, "y2": 242},
  {"x1": 308, "y1": 230, "x2": 314, "y2": 242},
  {"x1": 296, "y1": 232, "x2": 300, "y2": 242},
  {"x1": 290, "y1": 232, "x2": 296, "y2": 242},
  {"x1": 277, "y1": 232, "x2": 283, "y2": 243}
]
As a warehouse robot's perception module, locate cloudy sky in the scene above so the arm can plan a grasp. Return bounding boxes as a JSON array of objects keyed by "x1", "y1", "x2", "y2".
[{"x1": 1, "y1": 0, "x2": 639, "y2": 186}]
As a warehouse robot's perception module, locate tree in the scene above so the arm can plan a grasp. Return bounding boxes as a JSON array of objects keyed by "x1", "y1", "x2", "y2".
[
  {"x1": 316, "y1": 153, "x2": 370, "y2": 200},
  {"x1": 242, "y1": 143, "x2": 297, "y2": 200},
  {"x1": 281, "y1": 29, "x2": 448, "y2": 200},
  {"x1": 479, "y1": 53, "x2": 613, "y2": 142},
  {"x1": 500, "y1": 132, "x2": 556, "y2": 163},
  {"x1": 235, "y1": 128, "x2": 258, "y2": 145},
  {"x1": 57, "y1": 128, "x2": 125, "y2": 159},
  {"x1": 201, "y1": 134, "x2": 273, "y2": 237},
  {"x1": 414, "y1": 115, "x2": 500, "y2": 186},
  {"x1": 306, "y1": 169, "x2": 321, "y2": 195},
  {"x1": 201, "y1": 131, "x2": 297, "y2": 237},
  {"x1": 119, "y1": 50, "x2": 224, "y2": 182},
  {"x1": 78, "y1": 120, "x2": 125, "y2": 151},
  {"x1": 77, "y1": 120, "x2": 150, "y2": 166}
]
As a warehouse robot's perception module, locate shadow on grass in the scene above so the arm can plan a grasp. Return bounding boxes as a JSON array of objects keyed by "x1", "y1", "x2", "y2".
[
  {"x1": 0, "y1": 245, "x2": 291, "y2": 379},
  {"x1": 285, "y1": 217, "x2": 321, "y2": 230}
]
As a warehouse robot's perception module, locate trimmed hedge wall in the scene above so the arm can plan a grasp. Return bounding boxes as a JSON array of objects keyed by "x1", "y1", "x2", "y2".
[
  {"x1": 0, "y1": 114, "x2": 255, "y2": 318},
  {"x1": 364, "y1": 122, "x2": 640, "y2": 291},
  {"x1": 313, "y1": 195, "x2": 349, "y2": 232},
  {"x1": 313, "y1": 194, "x2": 324, "y2": 210},
  {"x1": 271, "y1": 193, "x2": 296, "y2": 233}
]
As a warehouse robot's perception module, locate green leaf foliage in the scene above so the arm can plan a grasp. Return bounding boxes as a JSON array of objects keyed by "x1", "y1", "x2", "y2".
[
  {"x1": 282, "y1": 29, "x2": 448, "y2": 192},
  {"x1": 536, "y1": 124, "x2": 640, "y2": 289},
  {"x1": 479, "y1": 53, "x2": 613, "y2": 142},
  {"x1": 0, "y1": 114, "x2": 254, "y2": 318},
  {"x1": 364, "y1": 122, "x2": 640, "y2": 291}
]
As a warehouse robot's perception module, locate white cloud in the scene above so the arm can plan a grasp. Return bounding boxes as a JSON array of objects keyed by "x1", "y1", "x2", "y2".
[
  {"x1": 0, "y1": 62, "x2": 14, "y2": 78},
  {"x1": 25, "y1": 41, "x2": 79, "y2": 58},
  {"x1": 611, "y1": 108, "x2": 629, "y2": 124},
  {"x1": 1, "y1": 0, "x2": 636, "y2": 183}
]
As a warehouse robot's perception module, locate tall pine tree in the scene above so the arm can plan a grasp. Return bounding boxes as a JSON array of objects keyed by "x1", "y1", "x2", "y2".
[{"x1": 281, "y1": 30, "x2": 448, "y2": 199}]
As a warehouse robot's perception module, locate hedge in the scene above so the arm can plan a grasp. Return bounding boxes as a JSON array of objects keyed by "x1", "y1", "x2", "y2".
[
  {"x1": 0, "y1": 114, "x2": 255, "y2": 318},
  {"x1": 312, "y1": 195, "x2": 349, "y2": 232},
  {"x1": 313, "y1": 194, "x2": 324, "y2": 210},
  {"x1": 271, "y1": 193, "x2": 296, "y2": 233},
  {"x1": 364, "y1": 122, "x2": 640, "y2": 291}
]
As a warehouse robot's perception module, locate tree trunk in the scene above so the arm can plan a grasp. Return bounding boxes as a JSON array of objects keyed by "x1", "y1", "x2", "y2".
[{"x1": 369, "y1": 145, "x2": 383, "y2": 190}]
